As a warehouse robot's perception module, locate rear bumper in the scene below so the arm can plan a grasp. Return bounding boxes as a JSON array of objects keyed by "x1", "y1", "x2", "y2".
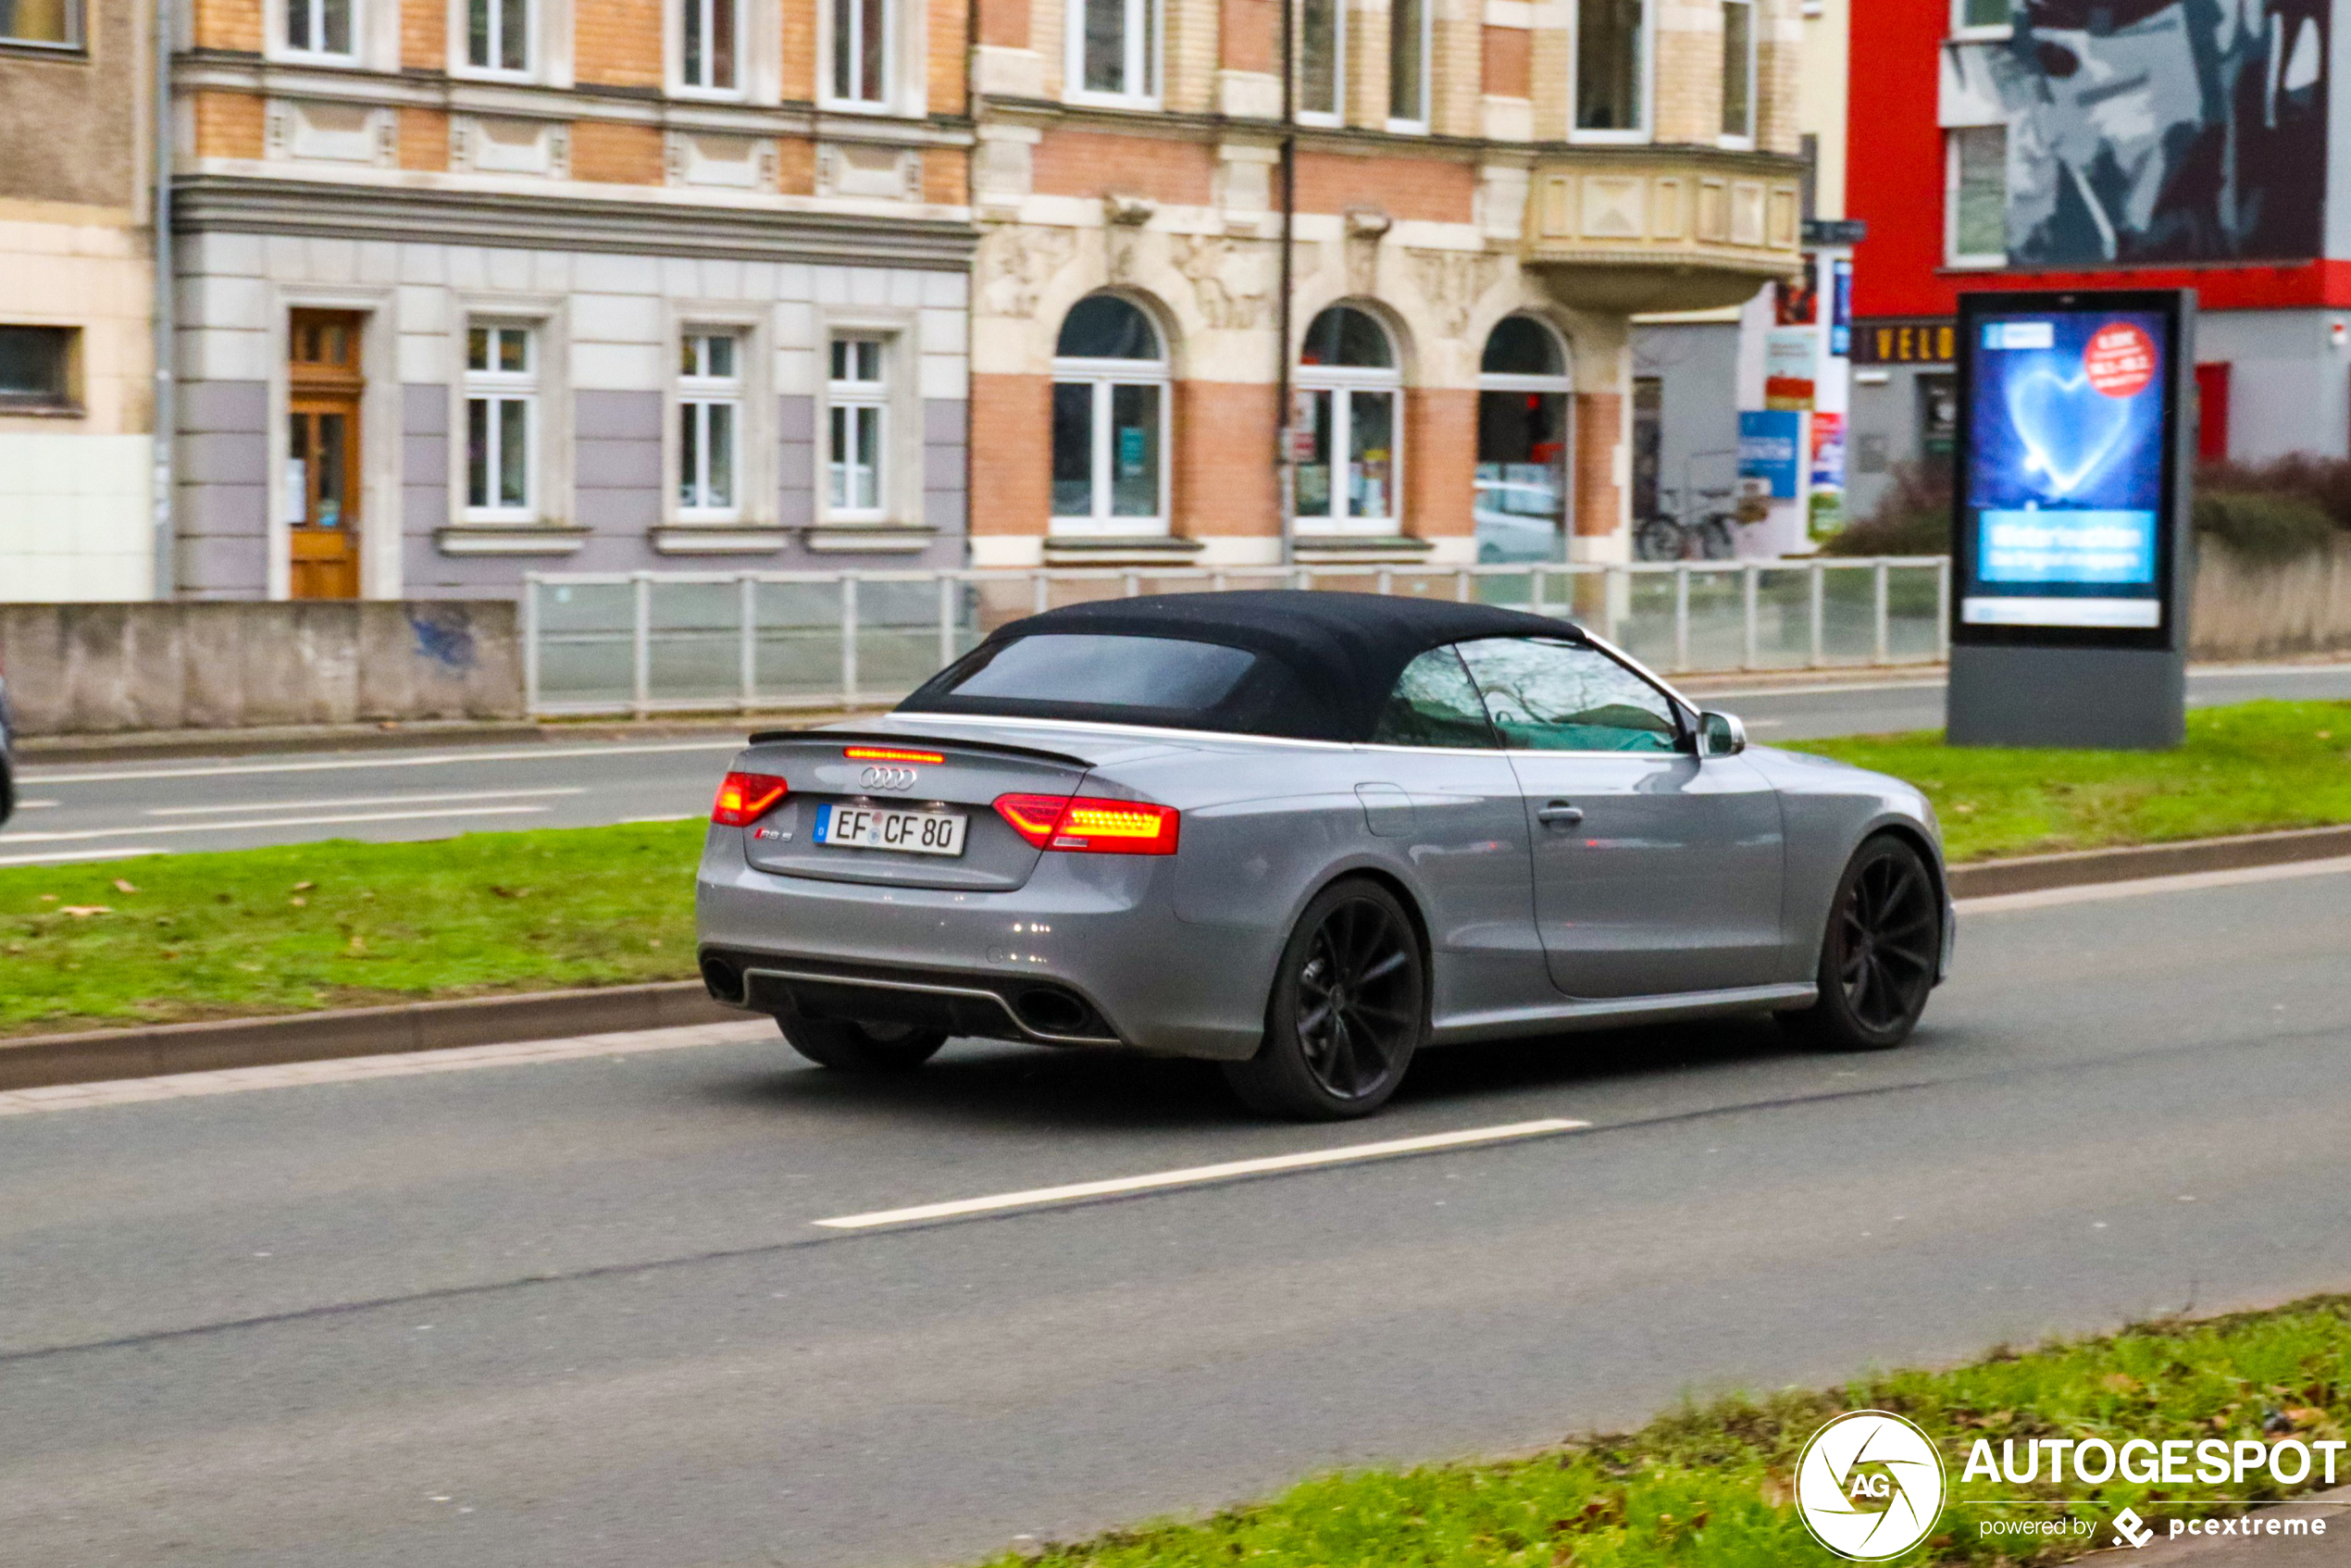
[{"x1": 693, "y1": 828, "x2": 1273, "y2": 1061}]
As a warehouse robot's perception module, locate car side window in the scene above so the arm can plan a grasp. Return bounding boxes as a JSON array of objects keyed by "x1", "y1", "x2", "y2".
[
  {"x1": 1370, "y1": 646, "x2": 1496, "y2": 749},
  {"x1": 1453, "y1": 638, "x2": 1682, "y2": 753}
]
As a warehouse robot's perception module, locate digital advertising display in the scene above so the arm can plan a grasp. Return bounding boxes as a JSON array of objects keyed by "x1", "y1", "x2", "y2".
[{"x1": 1955, "y1": 292, "x2": 2187, "y2": 649}]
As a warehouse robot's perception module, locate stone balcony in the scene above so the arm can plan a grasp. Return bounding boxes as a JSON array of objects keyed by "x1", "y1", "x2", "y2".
[{"x1": 1518, "y1": 148, "x2": 1808, "y2": 314}]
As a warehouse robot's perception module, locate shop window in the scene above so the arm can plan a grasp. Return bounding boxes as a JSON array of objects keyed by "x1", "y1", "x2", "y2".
[
  {"x1": 1296, "y1": 305, "x2": 1400, "y2": 537},
  {"x1": 1476, "y1": 317, "x2": 1574, "y2": 564},
  {"x1": 1051, "y1": 295, "x2": 1168, "y2": 534}
]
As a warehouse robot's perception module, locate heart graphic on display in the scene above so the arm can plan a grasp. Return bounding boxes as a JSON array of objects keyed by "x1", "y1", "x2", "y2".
[{"x1": 2004, "y1": 365, "x2": 2136, "y2": 497}]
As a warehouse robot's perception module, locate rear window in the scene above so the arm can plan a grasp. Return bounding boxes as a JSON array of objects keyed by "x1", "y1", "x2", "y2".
[{"x1": 941, "y1": 634, "x2": 1259, "y2": 711}]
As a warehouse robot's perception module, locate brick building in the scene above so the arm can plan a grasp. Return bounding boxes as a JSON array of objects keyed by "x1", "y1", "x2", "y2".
[
  {"x1": 168, "y1": 0, "x2": 976, "y2": 599},
  {"x1": 963, "y1": 0, "x2": 1810, "y2": 569},
  {"x1": 1, "y1": 0, "x2": 158, "y2": 600}
]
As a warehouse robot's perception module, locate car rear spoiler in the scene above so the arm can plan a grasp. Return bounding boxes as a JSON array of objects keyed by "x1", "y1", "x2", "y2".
[{"x1": 743, "y1": 727, "x2": 1092, "y2": 768}]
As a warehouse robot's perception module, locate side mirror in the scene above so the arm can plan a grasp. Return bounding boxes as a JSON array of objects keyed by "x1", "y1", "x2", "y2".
[{"x1": 1698, "y1": 710, "x2": 1748, "y2": 758}]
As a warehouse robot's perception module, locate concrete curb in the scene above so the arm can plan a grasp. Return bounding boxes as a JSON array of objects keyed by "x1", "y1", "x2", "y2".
[{"x1": 5, "y1": 823, "x2": 2349, "y2": 1093}]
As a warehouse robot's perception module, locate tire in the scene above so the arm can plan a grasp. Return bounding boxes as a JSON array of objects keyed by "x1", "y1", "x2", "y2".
[
  {"x1": 1779, "y1": 835, "x2": 1941, "y2": 1052},
  {"x1": 1223, "y1": 879, "x2": 1426, "y2": 1121},
  {"x1": 1634, "y1": 516, "x2": 1686, "y2": 563},
  {"x1": 778, "y1": 1015, "x2": 948, "y2": 1074},
  {"x1": 1696, "y1": 516, "x2": 1737, "y2": 560}
]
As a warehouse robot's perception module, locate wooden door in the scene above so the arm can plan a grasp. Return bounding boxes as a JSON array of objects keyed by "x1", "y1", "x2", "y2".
[{"x1": 288, "y1": 311, "x2": 365, "y2": 600}]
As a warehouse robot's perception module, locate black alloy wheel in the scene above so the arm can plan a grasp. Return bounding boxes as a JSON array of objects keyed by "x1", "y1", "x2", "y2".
[
  {"x1": 1782, "y1": 835, "x2": 1941, "y2": 1052},
  {"x1": 778, "y1": 1015, "x2": 948, "y2": 1073},
  {"x1": 1225, "y1": 879, "x2": 1426, "y2": 1120}
]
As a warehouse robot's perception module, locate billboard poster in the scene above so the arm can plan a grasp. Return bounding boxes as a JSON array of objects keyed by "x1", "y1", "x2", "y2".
[
  {"x1": 1958, "y1": 296, "x2": 2182, "y2": 640},
  {"x1": 1829, "y1": 258, "x2": 1852, "y2": 359},
  {"x1": 1808, "y1": 412, "x2": 1847, "y2": 538},
  {"x1": 1738, "y1": 410, "x2": 1802, "y2": 501},
  {"x1": 1942, "y1": 3, "x2": 2327, "y2": 266},
  {"x1": 1763, "y1": 330, "x2": 1818, "y2": 411}
]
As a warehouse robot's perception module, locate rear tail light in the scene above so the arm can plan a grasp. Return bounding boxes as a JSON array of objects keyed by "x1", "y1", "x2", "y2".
[
  {"x1": 712, "y1": 772, "x2": 789, "y2": 827},
  {"x1": 993, "y1": 793, "x2": 1180, "y2": 856}
]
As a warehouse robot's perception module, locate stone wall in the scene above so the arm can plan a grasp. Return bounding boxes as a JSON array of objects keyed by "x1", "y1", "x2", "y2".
[
  {"x1": 0, "y1": 602, "x2": 523, "y2": 736},
  {"x1": 2190, "y1": 538, "x2": 2351, "y2": 662}
]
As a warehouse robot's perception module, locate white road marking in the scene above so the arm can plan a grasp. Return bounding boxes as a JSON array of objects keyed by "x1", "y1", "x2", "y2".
[
  {"x1": 0, "y1": 845, "x2": 169, "y2": 866},
  {"x1": 143, "y1": 787, "x2": 585, "y2": 816},
  {"x1": 13, "y1": 800, "x2": 59, "y2": 810},
  {"x1": 618, "y1": 814, "x2": 698, "y2": 824},
  {"x1": 0, "y1": 1019, "x2": 777, "y2": 1114},
  {"x1": 0, "y1": 804, "x2": 549, "y2": 844},
  {"x1": 19, "y1": 739, "x2": 745, "y2": 787},
  {"x1": 1959, "y1": 855, "x2": 2351, "y2": 915},
  {"x1": 814, "y1": 1118, "x2": 1591, "y2": 1230}
]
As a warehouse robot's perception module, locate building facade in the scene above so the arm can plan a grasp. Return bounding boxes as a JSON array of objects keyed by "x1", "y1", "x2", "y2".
[
  {"x1": 963, "y1": 0, "x2": 1810, "y2": 570},
  {"x1": 1, "y1": 0, "x2": 158, "y2": 601},
  {"x1": 170, "y1": 0, "x2": 976, "y2": 600},
  {"x1": 1847, "y1": 0, "x2": 2347, "y2": 522}
]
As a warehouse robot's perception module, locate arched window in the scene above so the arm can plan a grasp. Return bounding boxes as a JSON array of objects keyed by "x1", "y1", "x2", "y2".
[
  {"x1": 1051, "y1": 296, "x2": 1169, "y2": 534},
  {"x1": 1475, "y1": 316, "x2": 1574, "y2": 563},
  {"x1": 1295, "y1": 305, "x2": 1400, "y2": 535}
]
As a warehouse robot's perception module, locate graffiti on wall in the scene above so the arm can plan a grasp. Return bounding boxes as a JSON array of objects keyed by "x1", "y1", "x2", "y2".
[{"x1": 1947, "y1": 1, "x2": 2328, "y2": 266}]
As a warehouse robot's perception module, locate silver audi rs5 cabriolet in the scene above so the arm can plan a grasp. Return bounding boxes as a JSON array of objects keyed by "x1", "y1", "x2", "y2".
[{"x1": 696, "y1": 591, "x2": 1955, "y2": 1119}]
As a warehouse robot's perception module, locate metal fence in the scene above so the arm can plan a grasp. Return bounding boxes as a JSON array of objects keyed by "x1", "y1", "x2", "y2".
[{"x1": 523, "y1": 557, "x2": 1953, "y2": 717}]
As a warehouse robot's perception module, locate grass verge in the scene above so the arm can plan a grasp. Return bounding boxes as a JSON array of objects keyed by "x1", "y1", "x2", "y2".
[
  {"x1": 975, "y1": 1295, "x2": 2351, "y2": 1567},
  {"x1": 0, "y1": 821, "x2": 703, "y2": 1036},
  {"x1": 4, "y1": 699, "x2": 2346, "y2": 1035},
  {"x1": 1791, "y1": 699, "x2": 2351, "y2": 863}
]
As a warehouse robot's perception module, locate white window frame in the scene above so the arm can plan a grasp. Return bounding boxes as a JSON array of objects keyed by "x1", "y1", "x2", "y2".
[
  {"x1": 1949, "y1": 0, "x2": 2013, "y2": 42},
  {"x1": 674, "y1": 0, "x2": 740, "y2": 94},
  {"x1": 463, "y1": 322, "x2": 539, "y2": 522},
  {"x1": 678, "y1": 330, "x2": 744, "y2": 522},
  {"x1": 455, "y1": 0, "x2": 536, "y2": 79},
  {"x1": 1945, "y1": 125, "x2": 2009, "y2": 268},
  {"x1": 277, "y1": 0, "x2": 359, "y2": 62},
  {"x1": 1569, "y1": 0, "x2": 1655, "y2": 144},
  {"x1": 1295, "y1": 314, "x2": 1404, "y2": 539},
  {"x1": 1050, "y1": 322, "x2": 1172, "y2": 539},
  {"x1": 1385, "y1": 0, "x2": 1431, "y2": 132},
  {"x1": 1064, "y1": 0, "x2": 1161, "y2": 107},
  {"x1": 1718, "y1": 0, "x2": 1756, "y2": 149},
  {"x1": 1296, "y1": 0, "x2": 1343, "y2": 126},
  {"x1": 825, "y1": 335, "x2": 890, "y2": 524},
  {"x1": 822, "y1": 0, "x2": 892, "y2": 108}
]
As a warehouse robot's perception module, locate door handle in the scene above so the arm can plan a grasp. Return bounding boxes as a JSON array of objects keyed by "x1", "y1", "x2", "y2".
[{"x1": 1536, "y1": 801, "x2": 1586, "y2": 827}]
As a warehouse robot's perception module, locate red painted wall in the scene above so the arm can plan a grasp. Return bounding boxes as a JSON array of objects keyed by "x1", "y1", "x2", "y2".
[{"x1": 1847, "y1": 7, "x2": 2351, "y2": 319}]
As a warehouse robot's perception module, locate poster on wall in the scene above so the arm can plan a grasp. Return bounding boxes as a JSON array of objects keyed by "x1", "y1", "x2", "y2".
[
  {"x1": 1764, "y1": 331, "x2": 1818, "y2": 411},
  {"x1": 1944, "y1": 2, "x2": 2327, "y2": 265},
  {"x1": 1808, "y1": 413, "x2": 1847, "y2": 539},
  {"x1": 1739, "y1": 410, "x2": 1803, "y2": 502},
  {"x1": 1956, "y1": 292, "x2": 2186, "y2": 646}
]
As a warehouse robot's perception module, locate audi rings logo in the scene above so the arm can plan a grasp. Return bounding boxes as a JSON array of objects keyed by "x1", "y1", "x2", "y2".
[
  {"x1": 1795, "y1": 1411, "x2": 1947, "y2": 1561},
  {"x1": 858, "y1": 765, "x2": 919, "y2": 791}
]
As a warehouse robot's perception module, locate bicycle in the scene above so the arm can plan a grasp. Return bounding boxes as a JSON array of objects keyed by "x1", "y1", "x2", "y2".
[{"x1": 1635, "y1": 483, "x2": 1741, "y2": 562}]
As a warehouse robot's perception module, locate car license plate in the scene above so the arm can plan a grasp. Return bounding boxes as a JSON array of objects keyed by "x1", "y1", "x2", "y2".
[{"x1": 813, "y1": 803, "x2": 968, "y2": 857}]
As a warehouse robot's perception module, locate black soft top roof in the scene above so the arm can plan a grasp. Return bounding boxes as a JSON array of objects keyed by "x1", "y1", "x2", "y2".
[{"x1": 897, "y1": 590, "x2": 1588, "y2": 742}]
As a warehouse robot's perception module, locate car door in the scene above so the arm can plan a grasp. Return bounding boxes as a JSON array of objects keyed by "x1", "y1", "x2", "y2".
[
  {"x1": 1356, "y1": 645, "x2": 1549, "y2": 1022},
  {"x1": 1453, "y1": 636, "x2": 1785, "y2": 1000}
]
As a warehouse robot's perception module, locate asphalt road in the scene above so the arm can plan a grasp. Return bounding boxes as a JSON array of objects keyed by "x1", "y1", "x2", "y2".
[
  {"x1": 6, "y1": 662, "x2": 2348, "y2": 868},
  {"x1": 3, "y1": 861, "x2": 2347, "y2": 1566}
]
